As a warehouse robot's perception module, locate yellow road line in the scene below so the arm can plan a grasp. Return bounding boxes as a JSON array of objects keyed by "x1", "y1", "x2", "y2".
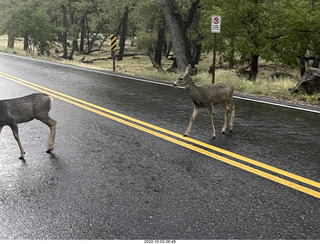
[
  {"x1": 1, "y1": 72, "x2": 320, "y2": 198},
  {"x1": 1, "y1": 72, "x2": 320, "y2": 190}
]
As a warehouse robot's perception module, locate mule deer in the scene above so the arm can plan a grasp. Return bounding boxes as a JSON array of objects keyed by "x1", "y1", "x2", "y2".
[
  {"x1": 0, "y1": 93, "x2": 57, "y2": 159},
  {"x1": 173, "y1": 65, "x2": 235, "y2": 138}
]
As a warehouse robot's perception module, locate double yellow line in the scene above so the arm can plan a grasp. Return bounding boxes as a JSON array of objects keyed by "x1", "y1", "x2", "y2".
[{"x1": 1, "y1": 71, "x2": 320, "y2": 198}]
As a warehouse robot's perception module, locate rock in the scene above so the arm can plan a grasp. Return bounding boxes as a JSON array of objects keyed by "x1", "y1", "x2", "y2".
[{"x1": 291, "y1": 67, "x2": 320, "y2": 94}]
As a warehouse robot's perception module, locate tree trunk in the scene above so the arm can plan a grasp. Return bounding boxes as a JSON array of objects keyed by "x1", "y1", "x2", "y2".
[
  {"x1": 154, "y1": 21, "x2": 165, "y2": 66},
  {"x1": 228, "y1": 38, "x2": 236, "y2": 68},
  {"x1": 148, "y1": 54, "x2": 165, "y2": 73},
  {"x1": 249, "y1": 54, "x2": 259, "y2": 81},
  {"x1": 161, "y1": 0, "x2": 192, "y2": 72},
  {"x1": 23, "y1": 35, "x2": 28, "y2": 51},
  {"x1": 7, "y1": 35, "x2": 14, "y2": 49},
  {"x1": 163, "y1": 41, "x2": 167, "y2": 56},
  {"x1": 68, "y1": 48, "x2": 74, "y2": 60},
  {"x1": 118, "y1": 6, "x2": 129, "y2": 61},
  {"x1": 79, "y1": 17, "x2": 86, "y2": 52},
  {"x1": 311, "y1": 58, "x2": 319, "y2": 68},
  {"x1": 193, "y1": 44, "x2": 202, "y2": 65},
  {"x1": 185, "y1": 0, "x2": 200, "y2": 29},
  {"x1": 299, "y1": 56, "x2": 306, "y2": 77},
  {"x1": 61, "y1": 4, "x2": 68, "y2": 59},
  {"x1": 165, "y1": 41, "x2": 172, "y2": 58},
  {"x1": 72, "y1": 39, "x2": 79, "y2": 52},
  {"x1": 68, "y1": 39, "x2": 79, "y2": 60}
]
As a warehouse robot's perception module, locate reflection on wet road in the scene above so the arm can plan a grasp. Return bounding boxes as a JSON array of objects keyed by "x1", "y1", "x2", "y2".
[{"x1": 0, "y1": 53, "x2": 320, "y2": 239}]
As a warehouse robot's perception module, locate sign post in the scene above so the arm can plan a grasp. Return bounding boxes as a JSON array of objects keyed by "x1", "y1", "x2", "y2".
[
  {"x1": 211, "y1": 15, "x2": 221, "y2": 84},
  {"x1": 110, "y1": 34, "x2": 117, "y2": 72}
]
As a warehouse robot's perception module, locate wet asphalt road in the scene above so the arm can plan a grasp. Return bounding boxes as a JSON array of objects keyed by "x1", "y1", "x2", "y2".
[{"x1": 0, "y1": 53, "x2": 320, "y2": 240}]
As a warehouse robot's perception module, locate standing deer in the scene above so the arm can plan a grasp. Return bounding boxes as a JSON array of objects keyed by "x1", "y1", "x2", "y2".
[
  {"x1": 173, "y1": 64, "x2": 235, "y2": 138},
  {"x1": 0, "y1": 93, "x2": 57, "y2": 159}
]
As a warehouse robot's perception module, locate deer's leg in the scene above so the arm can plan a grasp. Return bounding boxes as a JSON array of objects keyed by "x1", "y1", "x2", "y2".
[
  {"x1": 9, "y1": 123, "x2": 25, "y2": 159},
  {"x1": 184, "y1": 104, "x2": 199, "y2": 137},
  {"x1": 220, "y1": 103, "x2": 230, "y2": 134},
  {"x1": 38, "y1": 116, "x2": 57, "y2": 152},
  {"x1": 207, "y1": 106, "x2": 216, "y2": 138},
  {"x1": 229, "y1": 103, "x2": 235, "y2": 132}
]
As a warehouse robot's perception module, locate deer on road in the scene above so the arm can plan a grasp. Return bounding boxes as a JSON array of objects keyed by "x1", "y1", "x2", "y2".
[
  {"x1": 173, "y1": 65, "x2": 235, "y2": 138},
  {"x1": 0, "y1": 93, "x2": 57, "y2": 159}
]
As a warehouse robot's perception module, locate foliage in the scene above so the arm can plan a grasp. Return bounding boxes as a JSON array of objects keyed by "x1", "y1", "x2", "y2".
[
  {"x1": 1, "y1": 0, "x2": 57, "y2": 54},
  {"x1": 200, "y1": 0, "x2": 320, "y2": 76},
  {"x1": 134, "y1": 0, "x2": 163, "y2": 54},
  {"x1": 201, "y1": 0, "x2": 274, "y2": 67},
  {"x1": 272, "y1": 0, "x2": 320, "y2": 66},
  {"x1": 0, "y1": 0, "x2": 320, "y2": 86}
]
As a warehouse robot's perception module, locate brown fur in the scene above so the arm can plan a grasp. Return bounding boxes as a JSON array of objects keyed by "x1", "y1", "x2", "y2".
[
  {"x1": 0, "y1": 93, "x2": 57, "y2": 158},
  {"x1": 174, "y1": 65, "x2": 235, "y2": 138}
]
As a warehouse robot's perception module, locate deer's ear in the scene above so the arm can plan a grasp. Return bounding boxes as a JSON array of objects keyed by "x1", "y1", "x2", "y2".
[
  {"x1": 183, "y1": 64, "x2": 192, "y2": 76},
  {"x1": 190, "y1": 66, "x2": 197, "y2": 76}
]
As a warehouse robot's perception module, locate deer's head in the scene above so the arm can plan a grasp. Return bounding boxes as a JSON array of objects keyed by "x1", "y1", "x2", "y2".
[{"x1": 173, "y1": 64, "x2": 197, "y2": 87}]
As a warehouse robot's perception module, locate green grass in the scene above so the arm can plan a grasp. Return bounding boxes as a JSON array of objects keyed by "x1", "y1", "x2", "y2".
[
  {"x1": 194, "y1": 69, "x2": 298, "y2": 100},
  {"x1": 0, "y1": 35, "x2": 319, "y2": 105}
]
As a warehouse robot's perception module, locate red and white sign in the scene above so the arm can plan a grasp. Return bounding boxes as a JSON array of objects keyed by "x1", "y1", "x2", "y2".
[{"x1": 211, "y1": 15, "x2": 221, "y2": 33}]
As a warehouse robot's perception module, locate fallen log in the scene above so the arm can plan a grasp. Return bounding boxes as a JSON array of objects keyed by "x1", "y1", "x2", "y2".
[
  {"x1": 148, "y1": 54, "x2": 165, "y2": 73},
  {"x1": 80, "y1": 56, "x2": 111, "y2": 64},
  {"x1": 291, "y1": 67, "x2": 320, "y2": 94}
]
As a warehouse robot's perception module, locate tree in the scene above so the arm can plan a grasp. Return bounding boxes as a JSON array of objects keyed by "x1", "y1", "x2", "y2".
[
  {"x1": 201, "y1": 0, "x2": 274, "y2": 80},
  {"x1": 2, "y1": 0, "x2": 56, "y2": 54},
  {"x1": 200, "y1": 0, "x2": 320, "y2": 79},
  {"x1": 134, "y1": 0, "x2": 166, "y2": 67},
  {"x1": 118, "y1": 6, "x2": 129, "y2": 61},
  {"x1": 270, "y1": 0, "x2": 320, "y2": 76},
  {"x1": 61, "y1": 3, "x2": 68, "y2": 58},
  {"x1": 161, "y1": 0, "x2": 193, "y2": 72},
  {"x1": 0, "y1": 0, "x2": 19, "y2": 48}
]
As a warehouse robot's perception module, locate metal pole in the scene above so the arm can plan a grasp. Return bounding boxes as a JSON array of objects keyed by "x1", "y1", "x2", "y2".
[
  {"x1": 112, "y1": 50, "x2": 115, "y2": 72},
  {"x1": 212, "y1": 33, "x2": 217, "y2": 84}
]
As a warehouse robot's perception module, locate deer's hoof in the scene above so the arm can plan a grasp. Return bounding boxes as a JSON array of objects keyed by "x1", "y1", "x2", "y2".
[
  {"x1": 19, "y1": 156, "x2": 24, "y2": 160},
  {"x1": 183, "y1": 134, "x2": 188, "y2": 137}
]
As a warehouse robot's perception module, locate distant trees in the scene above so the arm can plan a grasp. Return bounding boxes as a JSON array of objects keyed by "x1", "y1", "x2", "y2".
[
  {"x1": 1, "y1": 0, "x2": 56, "y2": 54},
  {"x1": 1, "y1": 0, "x2": 320, "y2": 79},
  {"x1": 201, "y1": 0, "x2": 320, "y2": 80},
  {"x1": 272, "y1": 0, "x2": 320, "y2": 76},
  {"x1": 134, "y1": 0, "x2": 166, "y2": 66}
]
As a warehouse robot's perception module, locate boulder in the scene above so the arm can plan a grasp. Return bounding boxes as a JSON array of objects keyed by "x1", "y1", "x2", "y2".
[{"x1": 291, "y1": 67, "x2": 320, "y2": 94}]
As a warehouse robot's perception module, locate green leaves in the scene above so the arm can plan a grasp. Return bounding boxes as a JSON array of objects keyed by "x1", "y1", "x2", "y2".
[
  {"x1": 2, "y1": 0, "x2": 57, "y2": 53},
  {"x1": 200, "y1": 0, "x2": 320, "y2": 72}
]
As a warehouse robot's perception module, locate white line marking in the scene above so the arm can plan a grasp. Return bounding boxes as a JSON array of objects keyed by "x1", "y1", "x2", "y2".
[{"x1": 233, "y1": 95, "x2": 320, "y2": 114}]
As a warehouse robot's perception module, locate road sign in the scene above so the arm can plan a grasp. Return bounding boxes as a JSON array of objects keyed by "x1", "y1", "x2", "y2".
[
  {"x1": 211, "y1": 15, "x2": 221, "y2": 33},
  {"x1": 211, "y1": 15, "x2": 221, "y2": 83},
  {"x1": 110, "y1": 34, "x2": 117, "y2": 51},
  {"x1": 110, "y1": 34, "x2": 117, "y2": 71}
]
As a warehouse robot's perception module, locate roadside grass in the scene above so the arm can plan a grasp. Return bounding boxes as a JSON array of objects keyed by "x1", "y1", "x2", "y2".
[{"x1": 0, "y1": 35, "x2": 319, "y2": 105}]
